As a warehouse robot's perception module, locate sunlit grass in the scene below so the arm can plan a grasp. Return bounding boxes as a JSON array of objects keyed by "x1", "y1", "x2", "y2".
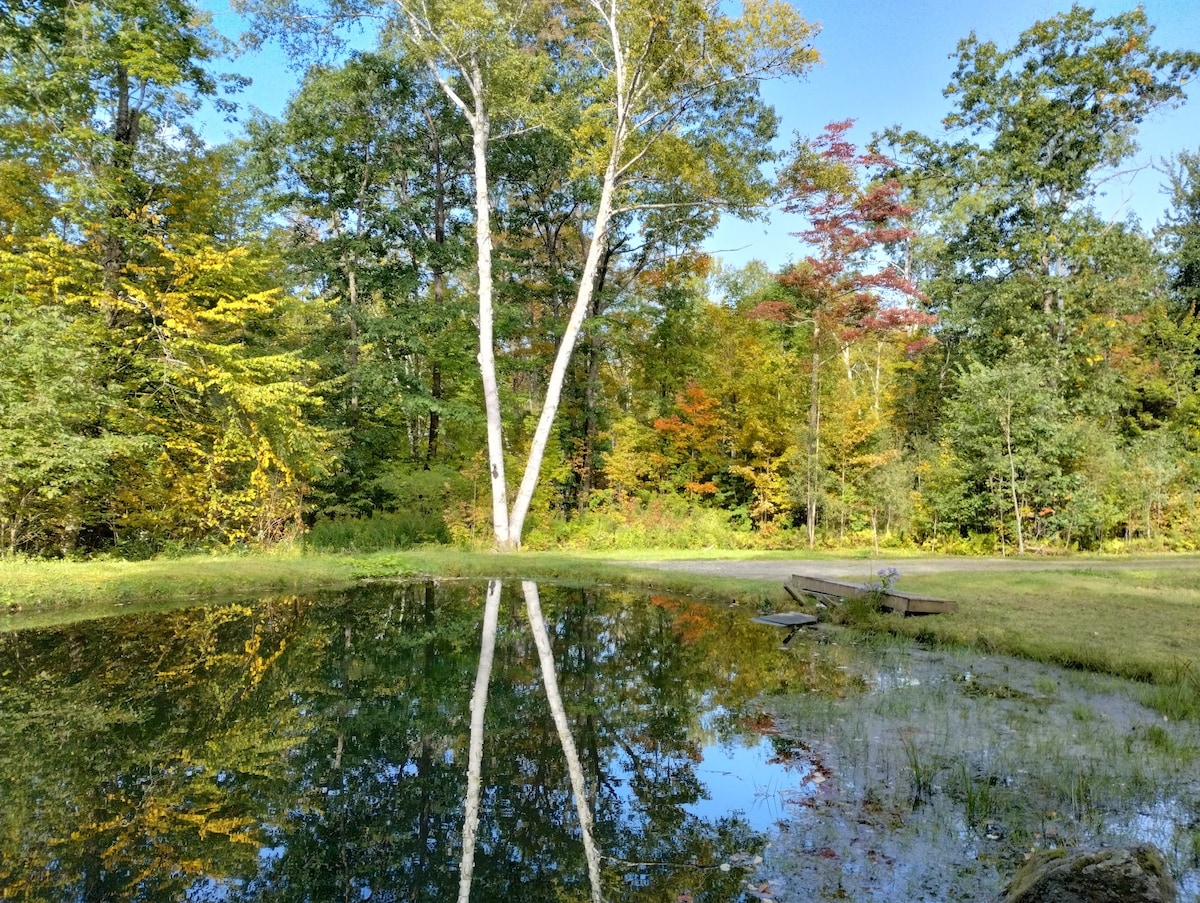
[
  {"x1": 850, "y1": 567, "x2": 1200, "y2": 718},
  {"x1": 0, "y1": 548, "x2": 781, "y2": 630},
  {"x1": 3, "y1": 549, "x2": 1200, "y2": 720}
]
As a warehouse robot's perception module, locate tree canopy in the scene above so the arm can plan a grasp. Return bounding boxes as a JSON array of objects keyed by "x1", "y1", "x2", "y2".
[{"x1": 3, "y1": 1, "x2": 1200, "y2": 556}]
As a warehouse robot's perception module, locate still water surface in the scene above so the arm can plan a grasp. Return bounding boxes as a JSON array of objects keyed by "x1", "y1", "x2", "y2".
[{"x1": 0, "y1": 580, "x2": 1196, "y2": 901}]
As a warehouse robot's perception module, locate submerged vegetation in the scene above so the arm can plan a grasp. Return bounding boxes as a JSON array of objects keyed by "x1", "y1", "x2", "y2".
[{"x1": 769, "y1": 639, "x2": 1200, "y2": 901}]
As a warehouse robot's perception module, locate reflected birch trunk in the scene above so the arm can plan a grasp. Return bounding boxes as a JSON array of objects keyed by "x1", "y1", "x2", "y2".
[
  {"x1": 522, "y1": 580, "x2": 603, "y2": 903},
  {"x1": 457, "y1": 579, "x2": 502, "y2": 903}
]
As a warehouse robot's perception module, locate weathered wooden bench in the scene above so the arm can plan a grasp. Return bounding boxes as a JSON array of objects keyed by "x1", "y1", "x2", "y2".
[{"x1": 784, "y1": 573, "x2": 957, "y2": 615}]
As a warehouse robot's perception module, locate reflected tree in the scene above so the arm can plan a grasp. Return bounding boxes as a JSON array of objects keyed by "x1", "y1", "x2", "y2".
[
  {"x1": 458, "y1": 580, "x2": 502, "y2": 903},
  {"x1": 0, "y1": 581, "x2": 825, "y2": 900},
  {"x1": 522, "y1": 580, "x2": 603, "y2": 903}
]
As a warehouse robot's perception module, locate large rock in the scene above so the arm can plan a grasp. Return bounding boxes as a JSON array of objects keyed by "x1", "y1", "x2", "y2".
[{"x1": 998, "y1": 845, "x2": 1177, "y2": 903}]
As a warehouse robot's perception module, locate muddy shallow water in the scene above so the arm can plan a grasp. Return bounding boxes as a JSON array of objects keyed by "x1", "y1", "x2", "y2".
[
  {"x1": 759, "y1": 636, "x2": 1200, "y2": 901},
  {"x1": 0, "y1": 580, "x2": 1195, "y2": 901}
]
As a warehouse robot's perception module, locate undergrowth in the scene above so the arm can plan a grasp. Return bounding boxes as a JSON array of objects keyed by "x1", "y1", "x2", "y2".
[{"x1": 306, "y1": 511, "x2": 450, "y2": 553}]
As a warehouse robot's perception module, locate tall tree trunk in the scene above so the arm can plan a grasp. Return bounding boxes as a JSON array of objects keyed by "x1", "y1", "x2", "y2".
[
  {"x1": 425, "y1": 108, "x2": 446, "y2": 468},
  {"x1": 507, "y1": 145, "x2": 621, "y2": 544},
  {"x1": 523, "y1": 581, "x2": 603, "y2": 903},
  {"x1": 102, "y1": 63, "x2": 140, "y2": 300},
  {"x1": 457, "y1": 579, "x2": 502, "y2": 903},
  {"x1": 806, "y1": 325, "x2": 821, "y2": 550},
  {"x1": 461, "y1": 66, "x2": 512, "y2": 548},
  {"x1": 576, "y1": 256, "x2": 610, "y2": 514},
  {"x1": 347, "y1": 266, "x2": 360, "y2": 414},
  {"x1": 1001, "y1": 400, "x2": 1025, "y2": 554}
]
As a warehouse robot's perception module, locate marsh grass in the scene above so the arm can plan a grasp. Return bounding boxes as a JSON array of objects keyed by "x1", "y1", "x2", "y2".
[
  {"x1": 956, "y1": 761, "x2": 987, "y2": 826},
  {"x1": 837, "y1": 566, "x2": 1200, "y2": 719},
  {"x1": 900, "y1": 729, "x2": 933, "y2": 806},
  {"x1": 769, "y1": 638, "x2": 1200, "y2": 901}
]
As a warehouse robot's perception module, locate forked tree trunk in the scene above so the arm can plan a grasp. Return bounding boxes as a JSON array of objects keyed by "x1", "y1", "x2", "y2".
[
  {"x1": 523, "y1": 581, "x2": 603, "y2": 902},
  {"x1": 457, "y1": 579, "x2": 502, "y2": 903}
]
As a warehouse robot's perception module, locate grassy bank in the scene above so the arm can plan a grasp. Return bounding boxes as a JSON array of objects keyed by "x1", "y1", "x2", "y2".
[
  {"x1": 3, "y1": 549, "x2": 1198, "y2": 718},
  {"x1": 849, "y1": 567, "x2": 1200, "y2": 719},
  {"x1": 0, "y1": 548, "x2": 781, "y2": 628}
]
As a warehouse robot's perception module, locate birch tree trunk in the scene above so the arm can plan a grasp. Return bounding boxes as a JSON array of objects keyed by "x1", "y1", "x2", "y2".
[
  {"x1": 507, "y1": 172, "x2": 618, "y2": 542},
  {"x1": 504, "y1": 0, "x2": 631, "y2": 545},
  {"x1": 464, "y1": 66, "x2": 513, "y2": 548},
  {"x1": 457, "y1": 579, "x2": 503, "y2": 903},
  {"x1": 522, "y1": 581, "x2": 603, "y2": 903}
]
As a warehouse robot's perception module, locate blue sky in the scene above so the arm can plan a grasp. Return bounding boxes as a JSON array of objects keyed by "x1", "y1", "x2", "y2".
[{"x1": 199, "y1": 0, "x2": 1200, "y2": 270}]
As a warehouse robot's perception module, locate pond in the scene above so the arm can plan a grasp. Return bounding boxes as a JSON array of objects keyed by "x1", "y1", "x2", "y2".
[{"x1": 0, "y1": 580, "x2": 1197, "y2": 902}]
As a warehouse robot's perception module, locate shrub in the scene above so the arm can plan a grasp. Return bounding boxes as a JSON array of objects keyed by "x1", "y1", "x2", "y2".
[{"x1": 306, "y1": 510, "x2": 450, "y2": 553}]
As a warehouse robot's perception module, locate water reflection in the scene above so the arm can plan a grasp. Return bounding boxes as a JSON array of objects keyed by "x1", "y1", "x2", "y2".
[
  {"x1": 458, "y1": 579, "x2": 501, "y2": 903},
  {"x1": 4, "y1": 582, "x2": 1197, "y2": 900},
  {"x1": 522, "y1": 580, "x2": 603, "y2": 903},
  {"x1": 455, "y1": 579, "x2": 601, "y2": 903},
  {"x1": 0, "y1": 580, "x2": 809, "y2": 901}
]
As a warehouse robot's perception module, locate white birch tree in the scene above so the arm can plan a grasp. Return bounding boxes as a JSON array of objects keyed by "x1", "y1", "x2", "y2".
[
  {"x1": 399, "y1": 0, "x2": 818, "y2": 547},
  {"x1": 241, "y1": 0, "x2": 819, "y2": 548}
]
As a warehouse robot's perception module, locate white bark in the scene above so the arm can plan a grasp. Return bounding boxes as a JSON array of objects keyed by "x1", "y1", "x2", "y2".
[
  {"x1": 507, "y1": 172, "x2": 618, "y2": 542},
  {"x1": 390, "y1": 7, "x2": 512, "y2": 547},
  {"x1": 506, "y1": 1, "x2": 630, "y2": 545},
  {"x1": 390, "y1": 0, "x2": 808, "y2": 550},
  {"x1": 522, "y1": 581, "x2": 603, "y2": 903},
  {"x1": 462, "y1": 65, "x2": 513, "y2": 549},
  {"x1": 457, "y1": 579, "x2": 503, "y2": 903}
]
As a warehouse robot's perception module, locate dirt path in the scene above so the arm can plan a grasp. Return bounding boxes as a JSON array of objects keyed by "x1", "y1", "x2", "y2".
[{"x1": 627, "y1": 554, "x2": 1200, "y2": 583}]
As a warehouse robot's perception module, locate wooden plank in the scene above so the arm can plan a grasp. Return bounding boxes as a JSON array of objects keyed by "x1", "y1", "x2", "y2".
[
  {"x1": 750, "y1": 611, "x2": 819, "y2": 647},
  {"x1": 879, "y1": 592, "x2": 958, "y2": 615},
  {"x1": 785, "y1": 573, "x2": 958, "y2": 616},
  {"x1": 751, "y1": 612, "x2": 819, "y2": 627},
  {"x1": 784, "y1": 582, "x2": 807, "y2": 604},
  {"x1": 785, "y1": 574, "x2": 868, "y2": 600}
]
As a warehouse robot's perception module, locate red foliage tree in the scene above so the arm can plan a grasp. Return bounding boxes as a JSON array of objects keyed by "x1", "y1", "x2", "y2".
[{"x1": 753, "y1": 120, "x2": 935, "y2": 546}]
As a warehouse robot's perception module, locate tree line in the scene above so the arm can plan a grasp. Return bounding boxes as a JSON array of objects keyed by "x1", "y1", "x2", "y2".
[{"x1": 2, "y1": 0, "x2": 1199, "y2": 556}]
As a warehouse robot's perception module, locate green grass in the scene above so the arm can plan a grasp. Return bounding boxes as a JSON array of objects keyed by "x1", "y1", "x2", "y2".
[
  {"x1": 0, "y1": 548, "x2": 781, "y2": 631},
  {"x1": 847, "y1": 567, "x2": 1200, "y2": 718},
  {"x1": 3, "y1": 549, "x2": 1199, "y2": 719}
]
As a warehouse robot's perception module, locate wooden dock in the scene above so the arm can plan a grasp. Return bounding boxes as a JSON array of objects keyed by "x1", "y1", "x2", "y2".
[{"x1": 784, "y1": 574, "x2": 957, "y2": 615}]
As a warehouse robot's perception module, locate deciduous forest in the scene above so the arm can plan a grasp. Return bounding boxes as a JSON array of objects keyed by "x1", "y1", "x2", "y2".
[{"x1": 3, "y1": 0, "x2": 1200, "y2": 557}]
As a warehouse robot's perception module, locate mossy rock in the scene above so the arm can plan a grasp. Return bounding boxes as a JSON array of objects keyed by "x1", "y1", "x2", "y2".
[{"x1": 998, "y1": 845, "x2": 1176, "y2": 903}]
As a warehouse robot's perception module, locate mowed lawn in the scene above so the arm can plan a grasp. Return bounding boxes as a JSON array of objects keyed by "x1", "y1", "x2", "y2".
[
  {"x1": 3, "y1": 551, "x2": 1199, "y2": 709},
  {"x1": 886, "y1": 566, "x2": 1200, "y2": 684}
]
